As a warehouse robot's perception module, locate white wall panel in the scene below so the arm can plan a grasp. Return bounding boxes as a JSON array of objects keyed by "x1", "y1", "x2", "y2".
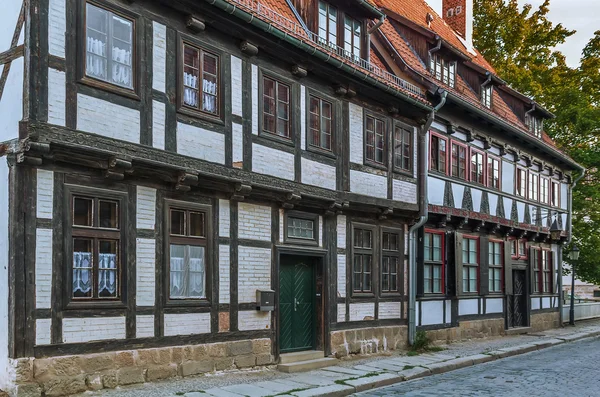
[
  {"x1": 63, "y1": 317, "x2": 126, "y2": 343},
  {"x1": 350, "y1": 170, "x2": 387, "y2": 199},
  {"x1": 48, "y1": 69, "x2": 66, "y2": 126},
  {"x1": 152, "y1": 22, "x2": 166, "y2": 92},
  {"x1": 458, "y1": 299, "x2": 479, "y2": 316},
  {"x1": 428, "y1": 177, "x2": 445, "y2": 206},
  {"x1": 177, "y1": 123, "x2": 225, "y2": 164},
  {"x1": 349, "y1": 103, "x2": 363, "y2": 164},
  {"x1": 301, "y1": 158, "x2": 336, "y2": 190},
  {"x1": 420, "y1": 300, "x2": 444, "y2": 326},
  {"x1": 77, "y1": 94, "x2": 140, "y2": 143},
  {"x1": 164, "y1": 313, "x2": 210, "y2": 336}
]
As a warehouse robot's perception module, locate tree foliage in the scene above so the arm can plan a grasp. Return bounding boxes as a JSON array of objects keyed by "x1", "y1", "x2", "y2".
[{"x1": 474, "y1": 1, "x2": 600, "y2": 284}]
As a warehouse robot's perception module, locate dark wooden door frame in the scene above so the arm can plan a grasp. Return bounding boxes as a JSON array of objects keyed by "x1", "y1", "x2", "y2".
[
  {"x1": 273, "y1": 245, "x2": 328, "y2": 362},
  {"x1": 506, "y1": 264, "x2": 530, "y2": 328}
]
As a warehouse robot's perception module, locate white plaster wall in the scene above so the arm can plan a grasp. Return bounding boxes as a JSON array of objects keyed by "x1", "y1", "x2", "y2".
[
  {"x1": 238, "y1": 202, "x2": 271, "y2": 241},
  {"x1": 164, "y1": 313, "x2": 210, "y2": 336},
  {"x1": 36, "y1": 169, "x2": 54, "y2": 219},
  {"x1": 531, "y1": 298, "x2": 541, "y2": 310},
  {"x1": 219, "y1": 199, "x2": 230, "y2": 237},
  {"x1": 516, "y1": 201, "x2": 525, "y2": 223},
  {"x1": 136, "y1": 238, "x2": 155, "y2": 307},
  {"x1": 136, "y1": 315, "x2": 154, "y2": 338},
  {"x1": 63, "y1": 317, "x2": 126, "y2": 343},
  {"x1": 232, "y1": 122, "x2": 243, "y2": 165},
  {"x1": 337, "y1": 304, "x2": 346, "y2": 322},
  {"x1": 501, "y1": 160, "x2": 514, "y2": 195},
  {"x1": 152, "y1": 100, "x2": 165, "y2": 150},
  {"x1": 0, "y1": 159, "x2": 9, "y2": 388},
  {"x1": 251, "y1": 64, "x2": 258, "y2": 135},
  {"x1": 77, "y1": 94, "x2": 140, "y2": 143},
  {"x1": 420, "y1": 300, "x2": 444, "y2": 326},
  {"x1": 279, "y1": 209, "x2": 284, "y2": 243},
  {"x1": 152, "y1": 22, "x2": 166, "y2": 93},
  {"x1": 428, "y1": 176, "x2": 445, "y2": 206},
  {"x1": 300, "y1": 86, "x2": 306, "y2": 151},
  {"x1": 445, "y1": 300, "x2": 452, "y2": 324},
  {"x1": 393, "y1": 179, "x2": 417, "y2": 204},
  {"x1": 337, "y1": 254, "x2": 346, "y2": 298},
  {"x1": 349, "y1": 103, "x2": 363, "y2": 164},
  {"x1": 379, "y1": 302, "x2": 401, "y2": 320},
  {"x1": 458, "y1": 299, "x2": 478, "y2": 316},
  {"x1": 36, "y1": 319, "x2": 52, "y2": 346},
  {"x1": 177, "y1": 123, "x2": 225, "y2": 164},
  {"x1": 48, "y1": 0, "x2": 66, "y2": 57},
  {"x1": 337, "y1": 215, "x2": 346, "y2": 249},
  {"x1": 136, "y1": 186, "x2": 156, "y2": 230},
  {"x1": 238, "y1": 311, "x2": 271, "y2": 331},
  {"x1": 48, "y1": 68, "x2": 66, "y2": 126},
  {"x1": 486, "y1": 298, "x2": 503, "y2": 314},
  {"x1": 301, "y1": 158, "x2": 336, "y2": 190},
  {"x1": 350, "y1": 170, "x2": 387, "y2": 199},
  {"x1": 238, "y1": 246, "x2": 271, "y2": 303},
  {"x1": 488, "y1": 193, "x2": 498, "y2": 217},
  {"x1": 503, "y1": 198, "x2": 513, "y2": 221},
  {"x1": 452, "y1": 183, "x2": 464, "y2": 208},
  {"x1": 231, "y1": 56, "x2": 243, "y2": 117},
  {"x1": 252, "y1": 144, "x2": 295, "y2": 181},
  {"x1": 472, "y1": 188, "x2": 482, "y2": 212},
  {"x1": 489, "y1": 146, "x2": 500, "y2": 156},
  {"x1": 453, "y1": 131, "x2": 467, "y2": 141},
  {"x1": 35, "y1": 229, "x2": 53, "y2": 309},
  {"x1": 430, "y1": 121, "x2": 447, "y2": 132},
  {"x1": 349, "y1": 303, "x2": 375, "y2": 321},
  {"x1": 542, "y1": 297, "x2": 552, "y2": 309},
  {"x1": 0, "y1": 57, "x2": 23, "y2": 142},
  {"x1": 471, "y1": 139, "x2": 484, "y2": 149},
  {"x1": 219, "y1": 244, "x2": 230, "y2": 304}
]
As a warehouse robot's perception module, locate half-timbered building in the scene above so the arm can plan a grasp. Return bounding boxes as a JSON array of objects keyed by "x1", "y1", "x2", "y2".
[{"x1": 0, "y1": 0, "x2": 438, "y2": 395}]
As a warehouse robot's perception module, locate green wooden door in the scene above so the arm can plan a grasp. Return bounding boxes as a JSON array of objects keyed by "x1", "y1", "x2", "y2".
[{"x1": 280, "y1": 256, "x2": 315, "y2": 353}]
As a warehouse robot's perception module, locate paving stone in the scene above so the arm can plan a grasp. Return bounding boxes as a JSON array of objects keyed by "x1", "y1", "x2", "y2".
[
  {"x1": 291, "y1": 384, "x2": 354, "y2": 397},
  {"x1": 323, "y1": 366, "x2": 372, "y2": 377},
  {"x1": 253, "y1": 380, "x2": 305, "y2": 394},
  {"x1": 203, "y1": 388, "x2": 246, "y2": 397},
  {"x1": 469, "y1": 353, "x2": 496, "y2": 365},
  {"x1": 291, "y1": 374, "x2": 342, "y2": 386},
  {"x1": 399, "y1": 366, "x2": 432, "y2": 380},
  {"x1": 344, "y1": 373, "x2": 403, "y2": 392},
  {"x1": 222, "y1": 384, "x2": 273, "y2": 397},
  {"x1": 352, "y1": 364, "x2": 387, "y2": 373},
  {"x1": 271, "y1": 378, "x2": 315, "y2": 389}
]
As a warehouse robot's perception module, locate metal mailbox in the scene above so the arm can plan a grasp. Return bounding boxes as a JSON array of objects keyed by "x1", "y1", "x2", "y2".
[{"x1": 256, "y1": 289, "x2": 275, "y2": 311}]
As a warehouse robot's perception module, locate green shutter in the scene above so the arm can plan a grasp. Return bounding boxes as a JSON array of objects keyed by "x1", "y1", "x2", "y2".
[
  {"x1": 479, "y1": 236, "x2": 490, "y2": 296},
  {"x1": 455, "y1": 232, "x2": 463, "y2": 296},
  {"x1": 504, "y1": 240, "x2": 513, "y2": 295}
]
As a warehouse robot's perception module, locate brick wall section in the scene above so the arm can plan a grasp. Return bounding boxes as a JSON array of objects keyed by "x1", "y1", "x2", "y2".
[
  {"x1": 218, "y1": 199, "x2": 230, "y2": 237},
  {"x1": 48, "y1": 0, "x2": 66, "y2": 58},
  {"x1": 63, "y1": 317, "x2": 126, "y2": 343},
  {"x1": 337, "y1": 215, "x2": 346, "y2": 249},
  {"x1": 238, "y1": 311, "x2": 271, "y2": 331},
  {"x1": 177, "y1": 122, "x2": 225, "y2": 164},
  {"x1": 164, "y1": 313, "x2": 210, "y2": 336},
  {"x1": 349, "y1": 103, "x2": 363, "y2": 163},
  {"x1": 152, "y1": 100, "x2": 166, "y2": 150},
  {"x1": 136, "y1": 186, "x2": 156, "y2": 230},
  {"x1": 136, "y1": 315, "x2": 155, "y2": 338},
  {"x1": 378, "y1": 302, "x2": 401, "y2": 320},
  {"x1": 136, "y1": 238, "x2": 156, "y2": 307},
  {"x1": 392, "y1": 179, "x2": 417, "y2": 204},
  {"x1": 77, "y1": 94, "x2": 140, "y2": 143},
  {"x1": 300, "y1": 86, "x2": 306, "y2": 150},
  {"x1": 48, "y1": 68, "x2": 66, "y2": 126},
  {"x1": 232, "y1": 122, "x2": 243, "y2": 164},
  {"x1": 36, "y1": 169, "x2": 54, "y2": 219},
  {"x1": 152, "y1": 22, "x2": 167, "y2": 93},
  {"x1": 35, "y1": 229, "x2": 53, "y2": 309},
  {"x1": 443, "y1": 0, "x2": 467, "y2": 37},
  {"x1": 350, "y1": 170, "x2": 387, "y2": 199},
  {"x1": 301, "y1": 158, "x2": 336, "y2": 190},
  {"x1": 231, "y1": 56, "x2": 243, "y2": 117},
  {"x1": 238, "y1": 246, "x2": 271, "y2": 303},
  {"x1": 251, "y1": 64, "x2": 258, "y2": 135},
  {"x1": 238, "y1": 203, "x2": 271, "y2": 241},
  {"x1": 337, "y1": 254, "x2": 346, "y2": 298},
  {"x1": 349, "y1": 303, "x2": 375, "y2": 321},
  {"x1": 252, "y1": 144, "x2": 295, "y2": 181},
  {"x1": 36, "y1": 319, "x2": 52, "y2": 346},
  {"x1": 219, "y1": 244, "x2": 230, "y2": 304}
]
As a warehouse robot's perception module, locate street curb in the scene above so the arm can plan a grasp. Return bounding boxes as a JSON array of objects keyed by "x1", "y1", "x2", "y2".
[{"x1": 303, "y1": 329, "x2": 600, "y2": 397}]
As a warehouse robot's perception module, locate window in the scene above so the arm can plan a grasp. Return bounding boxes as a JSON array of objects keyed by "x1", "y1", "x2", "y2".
[
  {"x1": 516, "y1": 167, "x2": 527, "y2": 197},
  {"x1": 488, "y1": 156, "x2": 501, "y2": 189},
  {"x1": 365, "y1": 115, "x2": 386, "y2": 165},
  {"x1": 318, "y1": 1, "x2": 337, "y2": 47},
  {"x1": 510, "y1": 238, "x2": 517, "y2": 259},
  {"x1": 482, "y1": 84, "x2": 492, "y2": 108},
  {"x1": 527, "y1": 115, "x2": 543, "y2": 138},
  {"x1": 451, "y1": 142, "x2": 467, "y2": 180},
  {"x1": 70, "y1": 194, "x2": 122, "y2": 300},
  {"x1": 462, "y1": 237, "x2": 478, "y2": 293},
  {"x1": 84, "y1": 2, "x2": 134, "y2": 89},
  {"x1": 394, "y1": 124, "x2": 412, "y2": 172},
  {"x1": 344, "y1": 16, "x2": 362, "y2": 60},
  {"x1": 353, "y1": 228, "x2": 373, "y2": 293},
  {"x1": 262, "y1": 76, "x2": 291, "y2": 139},
  {"x1": 430, "y1": 134, "x2": 447, "y2": 174},
  {"x1": 551, "y1": 181, "x2": 560, "y2": 207},
  {"x1": 168, "y1": 206, "x2": 209, "y2": 300},
  {"x1": 424, "y1": 231, "x2": 444, "y2": 294},
  {"x1": 542, "y1": 250, "x2": 552, "y2": 293},
  {"x1": 540, "y1": 177, "x2": 549, "y2": 204},
  {"x1": 470, "y1": 149, "x2": 485, "y2": 185},
  {"x1": 430, "y1": 53, "x2": 456, "y2": 88},
  {"x1": 285, "y1": 213, "x2": 318, "y2": 245},
  {"x1": 180, "y1": 42, "x2": 219, "y2": 117},
  {"x1": 518, "y1": 239, "x2": 527, "y2": 259},
  {"x1": 529, "y1": 171, "x2": 539, "y2": 201},
  {"x1": 489, "y1": 241, "x2": 503, "y2": 293},
  {"x1": 381, "y1": 231, "x2": 401, "y2": 294},
  {"x1": 308, "y1": 95, "x2": 333, "y2": 151},
  {"x1": 532, "y1": 248, "x2": 540, "y2": 293}
]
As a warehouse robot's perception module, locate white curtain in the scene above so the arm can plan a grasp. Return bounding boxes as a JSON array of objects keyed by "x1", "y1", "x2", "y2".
[
  {"x1": 98, "y1": 253, "x2": 117, "y2": 296},
  {"x1": 170, "y1": 245, "x2": 205, "y2": 299},
  {"x1": 73, "y1": 252, "x2": 92, "y2": 295}
]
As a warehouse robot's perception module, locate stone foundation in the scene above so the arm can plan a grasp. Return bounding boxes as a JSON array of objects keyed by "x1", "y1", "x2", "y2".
[
  {"x1": 330, "y1": 326, "x2": 408, "y2": 358},
  {"x1": 7, "y1": 339, "x2": 273, "y2": 397},
  {"x1": 530, "y1": 311, "x2": 560, "y2": 332},
  {"x1": 425, "y1": 318, "x2": 506, "y2": 344}
]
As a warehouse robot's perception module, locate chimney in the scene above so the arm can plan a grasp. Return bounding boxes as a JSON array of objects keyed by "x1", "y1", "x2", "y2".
[{"x1": 442, "y1": 0, "x2": 473, "y2": 49}]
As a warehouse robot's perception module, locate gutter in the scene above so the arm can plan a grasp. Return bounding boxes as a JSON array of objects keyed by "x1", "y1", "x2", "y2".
[
  {"x1": 408, "y1": 89, "x2": 448, "y2": 346},
  {"x1": 204, "y1": 0, "x2": 432, "y2": 112}
]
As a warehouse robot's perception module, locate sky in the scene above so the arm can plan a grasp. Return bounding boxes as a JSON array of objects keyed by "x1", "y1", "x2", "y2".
[{"x1": 425, "y1": 0, "x2": 598, "y2": 67}]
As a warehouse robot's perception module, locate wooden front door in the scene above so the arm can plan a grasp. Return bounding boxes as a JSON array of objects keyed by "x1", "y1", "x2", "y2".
[
  {"x1": 280, "y1": 256, "x2": 315, "y2": 353},
  {"x1": 508, "y1": 269, "x2": 528, "y2": 328}
]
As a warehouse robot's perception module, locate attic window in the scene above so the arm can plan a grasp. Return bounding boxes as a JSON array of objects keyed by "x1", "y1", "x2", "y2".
[
  {"x1": 481, "y1": 84, "x2": 492, "y2": 108},
  {"x1": 430, "y1": 53, "x2": 456, "y2": 88},
  {"x1": 526, "y1": 115, "x2": 543, "y2": 138}
]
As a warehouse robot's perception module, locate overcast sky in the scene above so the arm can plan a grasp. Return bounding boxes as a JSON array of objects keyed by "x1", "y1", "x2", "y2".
[{"x1": 425, "y1": 0, "x2": 598, "y2": 67}]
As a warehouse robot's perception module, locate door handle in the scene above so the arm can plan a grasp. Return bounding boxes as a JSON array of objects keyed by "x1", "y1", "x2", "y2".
[{"x1": 294, "y1": 298, "x2": 298, "y2": 312}]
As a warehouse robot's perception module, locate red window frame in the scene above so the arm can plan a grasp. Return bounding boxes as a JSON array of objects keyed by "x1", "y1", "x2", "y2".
[
  {"x1": 516, "y1": 167, "x2": 528, "y2": 198},
  {"x1": 430, "y1": 132, "x2": 448, "y2": 174},
  {"x1": 487, "y1": 155, "x2": 501, "y2": 190},
  {"x1": 450, "y1": 140, "x2": 468, "y2": 180},
  {"x1": 462, "y1": 235, "x2": 480, "y2": 294},
  {"x1": 424, "y1": 229, "x2": 445, "y2": 294},
  {"x1": 528, "y1": 171, "x2": 539, "y2": 202},
  {"x1": 470, "y1": 148, "x2": 486, "y2": 185},
  {"x1": 488, "y1": 239, "x2": 504, "y2": 294}
]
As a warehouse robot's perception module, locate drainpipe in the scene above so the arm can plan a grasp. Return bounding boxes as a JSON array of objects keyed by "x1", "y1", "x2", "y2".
[
  {"x1": 408, "y1": 90, "x2": 448, "y2": 346},
  {"x1": 368, "y1": 14, "x2": 386, "y2": 34},
  {"x1": 428, "y1": 36, "x2": 442, "y2": 68}
]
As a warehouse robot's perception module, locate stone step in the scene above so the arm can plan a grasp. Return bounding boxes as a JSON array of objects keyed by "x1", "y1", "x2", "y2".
[
  {"x1": 505, "y1": 326, "x2": 532, "y2": 336},
  {"x1": 279, "y1": 350, "x2": 325, "y2": 364},
  {"x1": 277, "y1": 357, "x2": 338, "y2": 373}
]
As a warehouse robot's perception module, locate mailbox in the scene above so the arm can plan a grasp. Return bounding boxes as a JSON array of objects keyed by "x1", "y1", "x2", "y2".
[{"x1": 256, "y1": 289, "x2": 275, "y2": 311}]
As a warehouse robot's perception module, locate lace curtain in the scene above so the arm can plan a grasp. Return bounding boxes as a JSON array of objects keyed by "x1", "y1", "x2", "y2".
[
  {"x1": 73, "y1": 252, "x2": 117, "y2": 296},
  {"x1": 183, "y1": 72, "x2": 217, "y2": 114},
  {"x1": 170, "y1": 245, "x2": 205, "y2": 299}
]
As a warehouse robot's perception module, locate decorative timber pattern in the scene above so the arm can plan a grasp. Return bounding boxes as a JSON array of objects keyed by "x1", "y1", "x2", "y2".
[
  {"x1": 480, "y1": 191, "x2": 490, "y2": 215},
  {"x1": 496, "y1": 196, "x2": 505, "y2": 219},
  {"x1": 443, "y1": 181, "x2": 455, "y2": 208},
  {"x1": 461, "y1": 186, "x2": 473, "y2": 211}
]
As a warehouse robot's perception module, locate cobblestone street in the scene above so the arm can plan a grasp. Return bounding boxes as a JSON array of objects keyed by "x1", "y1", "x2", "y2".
[{"x1": 356, "y1": 337, "x2": 600, "y2": 397}]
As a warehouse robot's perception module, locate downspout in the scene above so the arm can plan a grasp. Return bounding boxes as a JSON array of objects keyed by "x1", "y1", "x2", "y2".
[
  {"x1": 428, "y1": 36, "x2": 442, "y2": 67},
  {"x1": 525, "y1": 103, "x2": 536, "y2": 127},
  {"x1": 408, "y1": 89, "x2": 448, "y2": 345}
]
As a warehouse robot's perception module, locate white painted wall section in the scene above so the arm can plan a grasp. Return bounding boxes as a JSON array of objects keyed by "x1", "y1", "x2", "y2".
[
  {"x1": 136, "y1": 186, "x2": 156, "y2": 230},
  {"x1": 501, "y1": 160, "x2": 514, "y2": 195},
  {"x1": 252, "y1": 144, "x2": 295, "y2": 181},
  {"x1": 486, "y1": 298, "x2": 503, "y2": 314},
  {"x1": 560, "y1": 183, "x2": 568, "y2": 210},
  {"x1": 164, "y1": 313, "x2": 210, "y2": 336},
  {"x1": 37, "y1": 170, "x2": 54, "y2": 219},
  {"x1": 0, "y1": 160, "x2": 10, "y2": 388},
  {"x1": 77, "y1": 94, "x2": 140, "y2": 143},
  {"x1": 232, "y1": 122, "x2": 243, "y2": 165},
  {"x1": 219, "y1": 199, "x2": 230, "y2": 237},
  {"x1": 531, "y1": 298, "x2": 541, "y2": 310},
  {"x1": 238, "y1": 246, "x2": 271, "y2": 303},
  {"x1": 349, "y1": 303, "x2": 375, "y2": 321},
  {"x1": 428, "y1": 177, "x2": 445, "y2": 206},
  {"x1": 503, "y1": 198, "x2": 513, "y2": 220},
  {"x1": 337, "y1": 215, "x2": 346, "y2": 249},
  {"x1": 231, "y1": 56, "x2": 243, "y2": 117},
  {"x1": 337, "y1": 304, "x2": 346, "y2": 322},
  {"x1": 35, "y1": 229, "x2": 53, "y2": 309},
  {"x1": 393, "y1": 179, "x2": 417, "y2": 204},
  {"x1": 472, "y1": 188, "x2": 482, "y2": 212},
  {"x1": 452, "y1": 183, "x2": 464, "y2": 208},
  {"x1": 36, "y1": 319, "x2": 52, "y2": 346},
  {"x1": 136, "y1": 238, "x2": 155, "y2": 307},
  {"x1": 48, "y1": 0, "x2": 66, "y2": 57},
  {"x1": 458, "y1": 299, "x2": 479, "y2": 316},
  {"x1": 238, "y1": 203, "x2": 271, "y2": 241},
  {"x1": 177, "y1": 123, "x2": 225, "y2": 164},
  {"x1": 349, "y1": 103, "x2": 363, "y2": 163},
  {"x1": 379, "y1": 302, "x2": 401, "y2": 320},
  {"x1": 63, "y1": 317, "x2": 126, "y2": 343},
  {"x1": 136, "y1": 315, "x2": 154, "y2": 338},
  {"x1": 420, "y1": 300, "x2": 444, "y2": 326},
  {"x1": 48, "y1": 69, "x2": 66, "y2": 126},
  {"x1": 152, "y1": 100, "x2": 165, "y2": 150},
  {"x1": 301, "y1": 158, "x2": 336, "y2": 190},
  {"x1": 350, "y1": 170, "x2": 387, "y2": 199},
  {"x1": 251, "y1": 64, "x2": 258, "y2": 135},
  {"x1": 219, "y1": 244, "x2": 230, "y2": 304},
  {"x1": 488, "y1": 193, "x2": 498, "y2": 216},
  {"x1": 337, "y1": 254, "x2": 346, "y2": 298},
  {"x1": 0, "y1": 57, "x2": 23, "y2": 142},
  {"x1": 238, "y1": 311, "x2": 271, "y2": 331},
  {"x1": 152, "y1": 22, "x2": 166, "y2": 93}
]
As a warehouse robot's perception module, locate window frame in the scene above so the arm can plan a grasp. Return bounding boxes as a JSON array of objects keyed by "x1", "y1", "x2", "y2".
[
  {"x1": 164, "y1": 199, "x2": 213, "y2": 307},
  {"x1": 481, "y1": 84, "x2": 493, "y2": 108},
  {"x1": 450, "y1": 140, "x2": 468, "y2": 180},
  {"x1": 64, "y1": 184, "x2": 128, "y2": 310},
  {"x1": 470, "y1": 147, "x2": 486, "y2": 185},
  {"x1": 462, "y1": 235, "x2": 480, "y2": 294},
  {"x1": 306, "y1": 93, "x2": 335, "y2": 155},
  {"x1": 78, "y1": 0, "x2": 140, "y2": 99},
  {"x1": 423, "y1": 229, "x2": 445, "y2": 295},
  {"x1": 551, "y1": 180, "x2": 560, "y2": 207},
  {"x1": 343, "y1": 14, "x2": 363, "y2": 61},
  {"x1": 540, "y1": 176, "x2": 550, "y2": 205},
  {"x1": 516, "y1": 167, "x2": 528, "y2": 198},
  {"x1": 393, "y1": 122, "x2": 414, "y2": 175},
  {"x1": 430, "y1": 131, "x2": 448, "y2": 175},
  {"x1": 380, "y1": 227, "x2": 402, "y2": 297},
  {"x1": 541, "y1": 249, "x2": 553, "y2": 294},
  {"x1": 487, "y1": 154, "x2": 501, "y2": 190},
  {"x1": 258, "y1": 71, "x2": 295, "y2": 144},
  {"x1": 528, "y1": 171, "x2": 539, "y2": 202},
  {"x1": 351, "y1": 223, "x2": 376, "y2": 297},
  {"x1": 532, "y1": 247, "x2": 541, "y2": 294},
  {"x1": 317, "y1": 0, "x2": 338, "y2": 48},
  {"x1": 283, "y1": 211, "x2": 320, "y2": 247},
  {"x1": 176, "y1": 35, "x2": 223, "y2": 123},
  {"x1": 430, "y1": 53, "x2": 456, "y2": 88},
  {"x1": 488, "y1": 239, "x2": 503, "y2": 294},
  {"x1": 363, "y1": 112, "x2": 388, "y2": 169}
]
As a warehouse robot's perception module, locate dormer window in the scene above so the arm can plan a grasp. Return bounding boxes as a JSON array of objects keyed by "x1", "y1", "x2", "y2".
[
  {"x1": 318, "y1": 1, "x2": 363, "y2": 61},
  {"x1": 482, "y1": 84, "x2": 492, "y2": 108},
  {"x1": 344, "y1": 15, "x2": 362, "y2": 60},
  {"x1": 318, "y1": 1, "x2": 337, "y2": 47},
  {"x1": 526, "y1": 115, "x2": 543, "y2": 138},
  {"x1": 430, "y1": 53, "x2": 456, "y2": 88}
]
